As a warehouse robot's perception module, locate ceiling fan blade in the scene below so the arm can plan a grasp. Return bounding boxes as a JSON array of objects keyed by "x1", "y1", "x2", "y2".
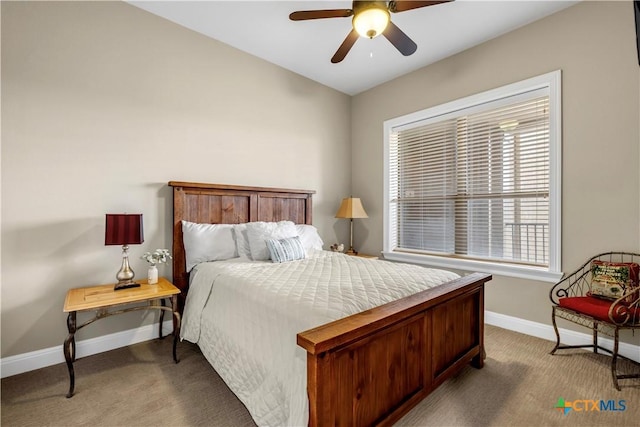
[
  {"x1": 383, "y1": 21, "x2": 417, "y2": 56},
  {"x1": 289, "y1": 9, "x2": 353, "y2": 21},
  {"x1": 331, "y1": 29, "x2": 359, "y2": 63},
  {"x1": 389, "y1": 1, "x2": 452, "y2": 13}
]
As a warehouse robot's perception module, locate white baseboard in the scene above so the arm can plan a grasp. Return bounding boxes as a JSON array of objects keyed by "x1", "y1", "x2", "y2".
[
  {"x1": 2, "y1": 312, "x2": 639, "y2": 378},
  {"x1": 485, "y1": 311, "x2": 640, "y2": 362},
  {"x1": 0, "y1": 320, "x2": 174, "y2": 379}
]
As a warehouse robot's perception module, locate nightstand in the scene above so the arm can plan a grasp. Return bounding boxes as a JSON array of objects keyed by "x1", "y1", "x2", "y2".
[
  {"x1": 62, "y1": 277, "x2": 181, "y2": 398},
  {"x1": 347, "y1": 253, "x2": 379, "y2": 259}
]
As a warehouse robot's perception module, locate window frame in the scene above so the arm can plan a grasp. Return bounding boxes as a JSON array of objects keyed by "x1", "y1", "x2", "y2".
[{"x1": 383, "y1": 70, "x2": 562, "y2": 282}]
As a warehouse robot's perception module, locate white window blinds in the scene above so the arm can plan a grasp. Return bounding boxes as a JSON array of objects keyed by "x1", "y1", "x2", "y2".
[{"x1": 388, "y1": 88, "x2": 552, "y2": 267}]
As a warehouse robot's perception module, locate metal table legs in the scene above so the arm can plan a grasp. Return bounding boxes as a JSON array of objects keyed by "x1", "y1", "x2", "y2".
[
  {"x1": 64, "y1": 297, "x2": 181, "y2": 398},
  {"x1": 64, "y1": 312, "x2": 77, "y2": 398}
]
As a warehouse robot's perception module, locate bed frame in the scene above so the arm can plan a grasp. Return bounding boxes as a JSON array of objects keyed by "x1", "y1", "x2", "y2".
[{"x1": 169, "y1": 181, "x2": 491, "y2": 427}]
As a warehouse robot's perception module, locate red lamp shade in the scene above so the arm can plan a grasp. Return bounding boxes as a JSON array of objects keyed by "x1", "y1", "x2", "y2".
[{"x1": 105, "y1": 214, "x2": 144, "y2": 246}]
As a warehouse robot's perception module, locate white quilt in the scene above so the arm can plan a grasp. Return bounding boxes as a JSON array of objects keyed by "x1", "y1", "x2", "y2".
[{"x1": 180, "y1": 250, "x2": 459, "y2": 427}]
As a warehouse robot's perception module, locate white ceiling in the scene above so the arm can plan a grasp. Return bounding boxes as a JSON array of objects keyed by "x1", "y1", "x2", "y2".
[{"x1": 129, "y1": 0, "x2": 577, "y2": 95}]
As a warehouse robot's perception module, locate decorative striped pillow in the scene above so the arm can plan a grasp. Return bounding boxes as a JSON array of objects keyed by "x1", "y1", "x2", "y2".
[{"x1": 266, "y1": 236, "x2": 306, "y2": 263}]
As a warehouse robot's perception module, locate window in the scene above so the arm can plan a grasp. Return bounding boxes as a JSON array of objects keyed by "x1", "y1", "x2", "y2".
[{"x1": 383, "y1": 71, "x2": 562, "y2": 282}]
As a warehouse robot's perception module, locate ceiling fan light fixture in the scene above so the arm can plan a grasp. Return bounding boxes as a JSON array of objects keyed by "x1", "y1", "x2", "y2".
[
  {"x1": 289, "y1": 0, "x2": 440, "y2": 62},
  {"x1": 353, "y1": 7, "x2": 390, "y2": 39}
]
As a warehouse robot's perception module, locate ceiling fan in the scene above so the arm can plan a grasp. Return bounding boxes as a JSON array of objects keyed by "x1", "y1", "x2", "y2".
[{"x1": 289, "y1": 1, "x2": 452, "y2": 63}]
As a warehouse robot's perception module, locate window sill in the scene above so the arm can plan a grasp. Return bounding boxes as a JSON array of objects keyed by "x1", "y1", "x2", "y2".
[{"x1": 381, "y1": 251, "x2": 563, "y2": 283}]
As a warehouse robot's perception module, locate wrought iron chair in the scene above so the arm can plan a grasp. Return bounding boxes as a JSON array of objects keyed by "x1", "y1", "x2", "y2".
[{"x1": 549, "y1": 251, "x2": 640, "y2": 390}]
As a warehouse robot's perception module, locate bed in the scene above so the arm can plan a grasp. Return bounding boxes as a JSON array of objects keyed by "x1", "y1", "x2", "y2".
[{"x1": 169, "y1": 181, "x2": 492, "y2": 427}]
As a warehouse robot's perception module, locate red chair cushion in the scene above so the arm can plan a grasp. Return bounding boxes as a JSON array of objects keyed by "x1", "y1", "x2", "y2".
[{"x1": 559, "y1": 296, "x2": 640, "y2": 323}]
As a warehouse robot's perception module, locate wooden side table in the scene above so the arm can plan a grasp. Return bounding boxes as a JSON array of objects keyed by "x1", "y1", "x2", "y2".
[
  {"x1": 347, "y1": 253, "x2": 379, "y2": 259},
  {"x1": 62, "y1": 277, "x2": 181, "y2": 398}
]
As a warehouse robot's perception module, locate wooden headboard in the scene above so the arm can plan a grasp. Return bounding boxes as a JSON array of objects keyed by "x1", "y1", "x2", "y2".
[{"x1": 168, "y1": 181, "x2": 315, "y2": 301}]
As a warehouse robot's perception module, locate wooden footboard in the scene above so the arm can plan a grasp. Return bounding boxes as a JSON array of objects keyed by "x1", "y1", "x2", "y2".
[{"x1": 297, "y1": 272, "x2": 491, "y2": 427}]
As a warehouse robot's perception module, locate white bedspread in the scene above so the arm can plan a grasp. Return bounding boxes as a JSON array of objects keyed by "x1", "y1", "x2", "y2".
[{"x1": 180, "y1": 250, "x2": 459, "y2": 427}]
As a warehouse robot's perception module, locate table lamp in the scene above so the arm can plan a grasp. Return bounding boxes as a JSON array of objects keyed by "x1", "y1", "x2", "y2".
[
  {"x1": 105, "y1": 214, "x2": 144, "y2": 290},
  {"x1": 335, "y1": 197, "x2": 368, "y2": 255}
]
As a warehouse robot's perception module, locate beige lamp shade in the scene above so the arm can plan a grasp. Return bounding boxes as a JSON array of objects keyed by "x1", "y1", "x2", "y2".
[{"x1": 335, "y1": 197, "x2": 368, "y2": 219}]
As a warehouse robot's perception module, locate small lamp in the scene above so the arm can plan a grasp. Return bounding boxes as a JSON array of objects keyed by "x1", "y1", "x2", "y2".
[
  {"x1": 105, "y1": 214, "x2": 144, "y2": 290},
  {"x1": 335, "y1": 197, "x2": 368, "y2": 255}
]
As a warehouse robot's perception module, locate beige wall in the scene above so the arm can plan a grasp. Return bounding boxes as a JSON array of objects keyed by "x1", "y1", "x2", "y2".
[
  {"x1": 1, "y1": 1, "x2": 351, "y2": 357},
  {"x1": 352, "y1": 1, "x2": 640, "y2": 344},
  {"x1": 2, "y1": 0, "x2": 639, "y2": 360}
]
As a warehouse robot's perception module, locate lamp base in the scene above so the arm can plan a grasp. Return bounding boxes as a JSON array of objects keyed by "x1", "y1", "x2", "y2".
[
  {"x1": 345, "y1": 247, "x2": 358, "y2": 255},
  {"x1": 114, "y1": 244, "x2": 139, "y2": 291},
  {"x1": 114, "y1": 281, "x2": 141, "y2": 291}
]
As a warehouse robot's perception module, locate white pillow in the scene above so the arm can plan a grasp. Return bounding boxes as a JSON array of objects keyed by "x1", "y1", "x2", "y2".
[
  {"x1": 182, "y1": 221, "x2": 237, "y2": 272},
  {"x1": 295, "y1": 224, "x2": 324, "y2": 251},
  {"x1": 246, "y1": 221, "x2": 298, "y2": 261},
  {"x1": 233, "y1": 223, "x2": 252, "y2": 260}
]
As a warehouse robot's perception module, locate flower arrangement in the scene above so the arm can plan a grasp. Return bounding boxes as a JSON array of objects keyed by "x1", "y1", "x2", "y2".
[{"x1": 141, "y1": 249, "x2": 172, "y2": 266}]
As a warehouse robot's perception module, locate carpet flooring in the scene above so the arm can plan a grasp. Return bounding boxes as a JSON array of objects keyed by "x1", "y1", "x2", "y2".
[{"x1": 2, "y1": 325, "x2": 639, "y2": 426}]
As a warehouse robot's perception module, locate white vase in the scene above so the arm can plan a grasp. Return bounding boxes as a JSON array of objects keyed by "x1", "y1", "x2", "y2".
[{"x1": 148, "y1": 265, "x2": 158, "y2": 284}]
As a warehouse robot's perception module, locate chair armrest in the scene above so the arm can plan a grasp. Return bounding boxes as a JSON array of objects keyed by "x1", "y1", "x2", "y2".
[
  {"x1": 608, "y1": 287, "x2": 640, "y2": 326},
  {"x1": 549, "y1": 266, "x2": 589, "y2": 305}
]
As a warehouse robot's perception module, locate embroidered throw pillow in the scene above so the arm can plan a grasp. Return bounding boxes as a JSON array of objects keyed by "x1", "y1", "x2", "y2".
[
  {"x1": 590, "y1": 260, "x2": 640, "y2": 304},
  {"x1": 266, "y1": 236, "x2": 306, "y2": 263}
]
